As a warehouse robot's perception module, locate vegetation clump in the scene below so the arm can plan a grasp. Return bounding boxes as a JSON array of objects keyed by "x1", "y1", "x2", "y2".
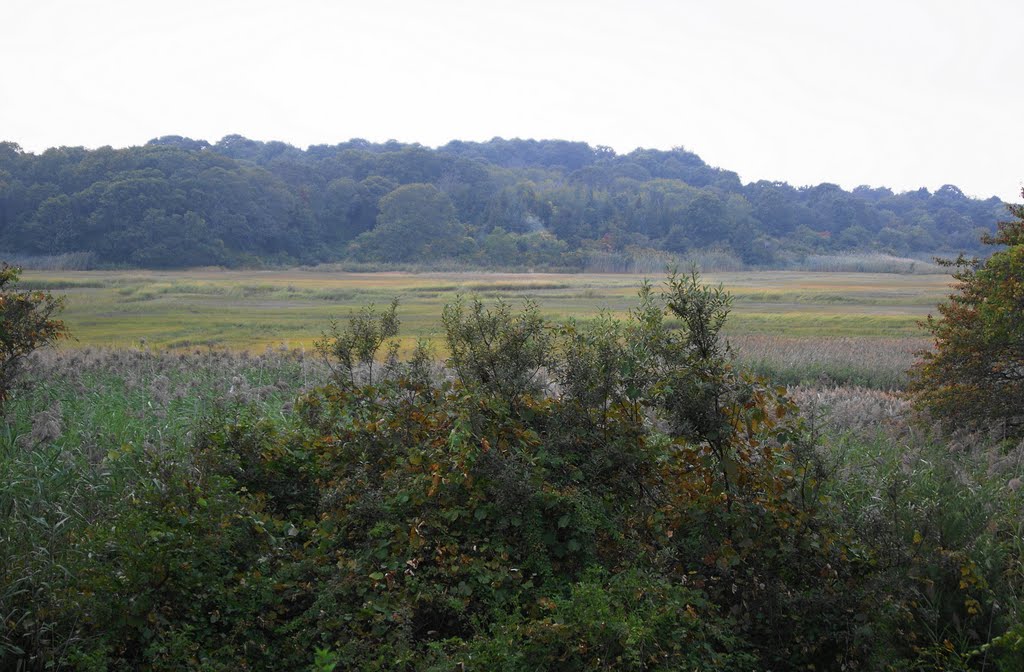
[
  {"x1": 910, "y1": 189, "x2": 1024, "y2": 437},
  {"x1": 0, "y1": 263, "x2": 67, "y2": 408}
]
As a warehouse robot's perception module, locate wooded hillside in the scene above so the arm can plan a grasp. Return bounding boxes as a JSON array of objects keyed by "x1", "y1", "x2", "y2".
[{"x1": 0, "y1": 136, "x2": 1005, "y2": 269}]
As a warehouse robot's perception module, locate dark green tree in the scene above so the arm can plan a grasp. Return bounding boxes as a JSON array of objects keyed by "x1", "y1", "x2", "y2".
[{"x1": 352, "y1": 183, "x2": 463, "y2": 261}]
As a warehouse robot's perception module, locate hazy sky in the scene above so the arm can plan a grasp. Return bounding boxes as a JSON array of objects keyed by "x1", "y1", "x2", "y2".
[{"x1": 3, "y1": 0, "x2": 1022, "y2": 201}]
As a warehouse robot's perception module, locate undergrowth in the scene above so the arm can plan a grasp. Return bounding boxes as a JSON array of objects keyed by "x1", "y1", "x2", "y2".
[{"x1": 1, "y1": 278, "x2": 1020, "y2": 671}]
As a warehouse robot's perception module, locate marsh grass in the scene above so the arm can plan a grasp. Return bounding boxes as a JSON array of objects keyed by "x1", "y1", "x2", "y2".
[
  {"x1": 731, "y1": 335, "x2": 931, "y2": 388},
  {"x1": 18, "y1": 269, "x2": 951, "y2": 352},
  {"x1": 15, "y1": 264, "x2": 946, "y2": 389},
  {"x1": 0, "y1": 346, "x2": 334, "y2": 665},
  {"x1": 5, "y1": 347, "x2": 327, "y2": 454},
  {"x1": 796, "y1": 252, "x2": 945, "y2": 275}
]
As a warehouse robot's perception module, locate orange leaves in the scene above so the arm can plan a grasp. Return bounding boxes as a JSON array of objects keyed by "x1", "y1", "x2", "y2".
[{"x1": 427, "y1": 470, "x2": 442, "y2": 498}]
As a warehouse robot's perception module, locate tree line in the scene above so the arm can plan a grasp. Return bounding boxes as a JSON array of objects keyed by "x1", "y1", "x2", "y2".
[{"x1": 0, "y1": 136, "x2": 1006, "y2": 269}]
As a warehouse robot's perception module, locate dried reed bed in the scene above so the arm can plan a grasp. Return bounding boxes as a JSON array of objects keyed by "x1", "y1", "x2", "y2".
[
  {"x1": 788, "y1": 384, "x2": 911, "y2": 438},
  {"x1": 730, "y1": 334, "x2": 932, "y2": 389},
  {"x1": 788, "y1": 383, "x2": 1024, "y2": 493},
  {"x1": 795, "y1": 252, "x2": 945, "y2": 275},
  {"x1": 20, "y1": 346, "x2": 326, "y2": 396},
  {"x1": 7, "y1": 332, "x2": 929, "y2": 456}
]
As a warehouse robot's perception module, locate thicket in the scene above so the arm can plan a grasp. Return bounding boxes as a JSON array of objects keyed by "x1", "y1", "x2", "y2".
[
  {"x1": 0, "y1": 137, "x2": 1004, "y2": 269},
  {"x1": 2, "y1": 273, "x2": 1022, "y2": 670}
]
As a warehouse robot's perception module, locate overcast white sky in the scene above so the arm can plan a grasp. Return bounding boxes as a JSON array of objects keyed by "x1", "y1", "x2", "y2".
[{"x1": 2, "y1": 0, "x2": 1021, "y2": 201}]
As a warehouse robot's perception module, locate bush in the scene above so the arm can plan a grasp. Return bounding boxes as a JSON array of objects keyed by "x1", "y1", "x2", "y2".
[
  {"x1": 910, "y1": 190, "x2": 1024, "y2": 438},
  {"x1": 0, "y1": 263, "x2": 67, "y2": 408}
]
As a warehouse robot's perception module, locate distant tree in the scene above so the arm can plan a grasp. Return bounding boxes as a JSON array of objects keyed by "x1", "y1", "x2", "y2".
[
  {"x1": 673, "y1": 192, "x2": 723, "y2": 247},
  {"x1": 352, "y1": 183, "x2": 463, "y2": 261},
  {"x1": 0, "y1": 264, "x2": 68, "y2": 408},
  {"x1": 315, "y1": 178, "x2": 359, "y2": 246},
  {"x1": 482, "y1": 227, "x2": 518, "y2": 265},
  {"x1": 909, "y1": 188, "x2": 1024, "y2": 437}
]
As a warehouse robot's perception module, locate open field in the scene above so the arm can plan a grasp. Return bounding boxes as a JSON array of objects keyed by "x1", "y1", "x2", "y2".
[
  {"x1": 21, "y1": 268, "x2": 951, "y2": 347},
  {"x1": 19, "y1": 268, "x2": 949, "y2": 387}
]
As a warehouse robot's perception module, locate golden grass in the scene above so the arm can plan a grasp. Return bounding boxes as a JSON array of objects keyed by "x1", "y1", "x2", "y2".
[{"x1": 21, "y1": 269, "x2": 951, "y2": 351}]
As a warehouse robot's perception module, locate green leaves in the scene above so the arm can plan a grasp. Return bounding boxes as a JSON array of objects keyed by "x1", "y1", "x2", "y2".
[
  {"x1": 910, "y1": 189, "x2": 1024, "y2": 437},
  {"x1": 442, "y1": 296, "x2": 552, "y2": 405},
  {"x1": 315, "y1": 298, "x2": 400, "y2": 389}
]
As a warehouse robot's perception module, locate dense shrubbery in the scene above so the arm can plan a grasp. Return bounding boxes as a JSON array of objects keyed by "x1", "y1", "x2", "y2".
[{"x1": 2, "y1": 275, "x2": 1022, "y2": 670}]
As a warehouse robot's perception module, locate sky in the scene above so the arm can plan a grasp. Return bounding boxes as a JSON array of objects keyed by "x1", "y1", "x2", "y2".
[{"x1": 2, "y1": 0, "x2": 1022, "y2": 201}]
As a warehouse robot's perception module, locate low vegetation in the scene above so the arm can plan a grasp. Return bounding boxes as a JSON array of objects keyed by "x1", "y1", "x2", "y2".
[
  {"x1": 2, "y1": 260, "x2": 1022, "y2": 670},
  {"x1": 14, "y1": 268, "x2": 948, "y2": 387},
  {"x1": 0, "y1": 263, "x2": 67, "y2": 408}
]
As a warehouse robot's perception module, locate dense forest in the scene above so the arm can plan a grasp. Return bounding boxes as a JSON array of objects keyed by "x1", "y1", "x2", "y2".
[{"x1": 0, "y1": 136, "x2": 1006, "y2": 269}]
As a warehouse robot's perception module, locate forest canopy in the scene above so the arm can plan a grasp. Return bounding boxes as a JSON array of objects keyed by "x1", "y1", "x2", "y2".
[{"x1": 0, "y1": 136, "x2": 1006, "y2": 269}]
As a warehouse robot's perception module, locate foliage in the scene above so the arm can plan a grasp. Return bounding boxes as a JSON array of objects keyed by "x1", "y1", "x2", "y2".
[
  {"x1": 0, "y1": 137, "x2": 1004, "y2": 269},
  {"x1": 819, "y1": 427, "x2": 1024, "y2": 671},
  {"x1": 350, "y1": 183, "x2": 466, "y2": 262},
  {"x1": 0, "y1": 347, "x2": 320, "y2": 671},
  {"x1": 1, "y1": 275, "x2": 1022, "y2": 670},
  {"x1": 910, "y1": 190, "x2": 1024, "y2": 437},
  {"x1": 442, "y1": 296, "x2": 553, "y2": 404},
  {"x1": 315, "y1": 298, "x2": 400, "y2": 388},
  {"x1": 430, "y1": 569, "x2": 758, "y2": 670},
  {"x1": 0, "y1": 263, "x2": 67, "y2": 408}
]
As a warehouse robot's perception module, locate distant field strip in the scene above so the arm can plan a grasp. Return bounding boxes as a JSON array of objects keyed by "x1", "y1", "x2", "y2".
[{"x1": 23, "y1": 269, "x2": 949, "y2": 354}]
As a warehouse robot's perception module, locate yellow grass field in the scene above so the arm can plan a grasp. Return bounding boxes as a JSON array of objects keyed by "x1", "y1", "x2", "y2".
[{"x1": 20, "y1": 268, "x2": 951, "y2": 352}]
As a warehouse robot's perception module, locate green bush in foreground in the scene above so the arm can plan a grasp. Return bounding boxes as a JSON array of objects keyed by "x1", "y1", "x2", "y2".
[
  {"x1": 1, "y1": 273, "x2": 1021, "y2": 670},
  {"x1": 910, "y1": 189, "x2": 1024, "y2": 437}
]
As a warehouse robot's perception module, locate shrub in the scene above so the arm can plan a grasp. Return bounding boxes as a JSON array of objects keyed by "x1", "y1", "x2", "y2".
[
  {"x1": 910, "y1": 189, "x2": 1024, "y2": 438},
  {"x1": 442, "y1": 296, "x2": 553, "y2": 405},
  {"x1": 315, "y1": 299, "x2": 400, "y2": 388},
  {"x1": 0, "y1": 263, "x2": 68, "y2": 408}
]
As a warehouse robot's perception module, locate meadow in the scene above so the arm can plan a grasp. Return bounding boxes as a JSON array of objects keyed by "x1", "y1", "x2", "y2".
[{"x1": 20, "y1": 268, "x2": 946, "y2": 388}]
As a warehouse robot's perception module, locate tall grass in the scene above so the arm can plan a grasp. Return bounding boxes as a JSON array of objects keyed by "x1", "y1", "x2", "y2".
[
  {"x1": 582, "y1": 248, "x2": 746, "y2": 274},
  {"x1": 794, "y1": 252, "x2": 946, "y2": 274},
  {"x1": 5, "y1": 347, "x2": 327, "y2": 451},
  {"x1": 731, "y1": 335, "x2": 930, "y2": 389},
  {"x1": 1, "y1": 346, "x2": 329, "y2": 667}
]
